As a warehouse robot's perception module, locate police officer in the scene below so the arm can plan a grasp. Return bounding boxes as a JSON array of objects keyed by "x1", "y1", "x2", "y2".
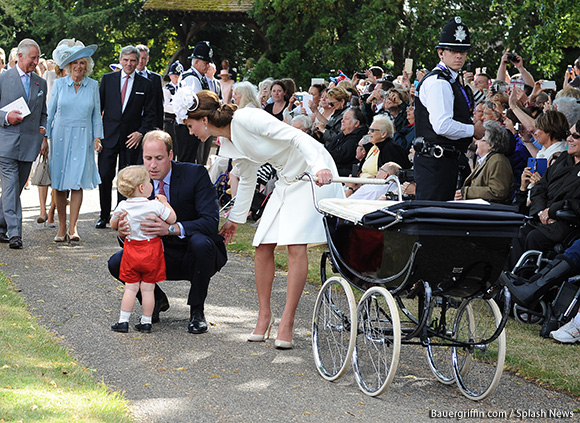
[
  {"x1": 174, "y1": 41, "x2": 213, "y2": 163},
  {"x1": 162, "y1": 60, "x2": 182, "y2": 145},
  {"x1": 414, "y1": 17, "x2": 485, "y2": 201}
]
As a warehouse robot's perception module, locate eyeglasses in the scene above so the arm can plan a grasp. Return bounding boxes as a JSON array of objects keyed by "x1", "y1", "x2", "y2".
[{"x1": 368, "y1": 128, "x2": 380, "y2": 133}]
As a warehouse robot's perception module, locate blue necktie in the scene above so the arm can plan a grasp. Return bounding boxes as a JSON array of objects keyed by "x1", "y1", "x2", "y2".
[{"x1": 23, "y1": 74, "x2": 30, "y2": 99}]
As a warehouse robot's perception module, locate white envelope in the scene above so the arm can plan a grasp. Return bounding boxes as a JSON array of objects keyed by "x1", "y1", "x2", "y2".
[{"x1": 1, "y1": 97, "x2": 31, "y2": 118}]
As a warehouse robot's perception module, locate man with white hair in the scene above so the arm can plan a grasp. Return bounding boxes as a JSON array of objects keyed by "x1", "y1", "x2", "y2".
[
  {"x1": 174, "y1": 41, "x2": 214, "y2": 164},
  {"x1": 0, "y1": 39, "x2": 48, "y2": 248}
]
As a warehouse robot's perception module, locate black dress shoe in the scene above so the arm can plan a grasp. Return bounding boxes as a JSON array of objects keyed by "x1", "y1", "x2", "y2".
[
  {"x1": 188, "y1": 311, "x2": 208, "y2": 334},
  {"x1": 135, "y1": 322, "x2": 152, "y2": 333},
  {"x1": 0, "y1": 233, "x2": 9, "y2": 243},
  {"x1": 95, "y1": 217, "x2": 109, "y2": 229},
  {"x1": 111, "y1": 322, "x2": 129, "y2": 333},
  {"x1": 151, "y1": 297, "x2": 170, "y2": 323},
  {"x1": 9, "y1": 236, "x2": 23, "y2": 249}
]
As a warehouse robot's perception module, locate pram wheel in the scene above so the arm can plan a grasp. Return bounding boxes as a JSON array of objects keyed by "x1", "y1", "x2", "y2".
[
  {"x1": 352, "y1": 287, "x2": 401, "y2": 396},
  {"x1": 426, "y1": 297, "x2": 461, "y2": 385},
  {"x1": 452, "y1": 298, "x2": 506, "y2": 401},
  {"x1": 312, "y1": 277, "x2": 357, "y2": 381}
]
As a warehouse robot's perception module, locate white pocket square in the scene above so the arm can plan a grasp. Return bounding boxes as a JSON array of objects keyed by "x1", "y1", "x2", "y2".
[
  {"x1": 135, "y1": 92, "x2": 144, "y2": 95},
  {"x1": 37, "y1": 90, "x2": 44, "y2": 96}
]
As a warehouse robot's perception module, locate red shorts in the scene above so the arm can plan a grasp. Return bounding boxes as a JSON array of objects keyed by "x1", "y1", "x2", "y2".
[{"x1": 120, "y1": 237, "x2": 166, "y2": 283}]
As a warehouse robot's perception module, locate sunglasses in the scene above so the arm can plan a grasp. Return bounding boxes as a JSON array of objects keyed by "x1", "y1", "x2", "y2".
[
  {"x1": 328, "y1": 102, "x2": 335, "y2": 107},
  {"x1": 570, "y1": 132, "x2": 580, "y2": 139}
]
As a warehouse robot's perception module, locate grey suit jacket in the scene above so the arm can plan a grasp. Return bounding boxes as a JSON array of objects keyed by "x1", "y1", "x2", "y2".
[{"x1": 0, "y1": 67, "x2": 48, "y2": 161}]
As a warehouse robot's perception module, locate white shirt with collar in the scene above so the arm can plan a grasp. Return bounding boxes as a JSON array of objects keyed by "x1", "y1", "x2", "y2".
[
  {"x1": 179, "y1": 67, "x2": 204, "y2": 92},
  {"x1": 536, "y1": 140, "x2": 566, "y2": 161},
  {"x1": 120, "y1": 71, "x2": 135, "y2": 112},
  {"x1": 5, "y1": 66, "x2": 35, "y2": 126},
  {"x1": 418, "y1": 61, "x2": 474, "y2": 140}
]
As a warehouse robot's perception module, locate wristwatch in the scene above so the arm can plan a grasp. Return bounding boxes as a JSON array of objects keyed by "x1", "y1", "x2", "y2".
[{"x1": 168, "y1": 224, "x2": 176, "y2": 235}]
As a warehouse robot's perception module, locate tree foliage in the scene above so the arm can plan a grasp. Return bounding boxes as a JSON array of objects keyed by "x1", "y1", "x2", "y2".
[{"x1": 250, "y1": 0, "x2": 580, "y2": 87}]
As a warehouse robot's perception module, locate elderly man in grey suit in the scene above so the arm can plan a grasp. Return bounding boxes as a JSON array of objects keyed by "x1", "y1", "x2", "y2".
[{"x1": 0, "y1": 39, "x2": 48, "y2": 249}]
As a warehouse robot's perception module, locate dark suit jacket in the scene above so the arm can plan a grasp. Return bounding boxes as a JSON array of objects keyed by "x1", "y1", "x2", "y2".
[
  {"x1": 99, "y1": 71, "x2": 155, "y2": 149},
  {"x1": 141, "y1": 69, "x2": 164, "y2": 129},
  {"x1": 162, "y1": 161, "x2": 227, "y2": 270}
]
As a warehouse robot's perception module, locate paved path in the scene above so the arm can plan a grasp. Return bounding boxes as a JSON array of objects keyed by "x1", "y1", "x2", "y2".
[{"x1": 2, "y1": 187, "x2": 579, "y2": 422}]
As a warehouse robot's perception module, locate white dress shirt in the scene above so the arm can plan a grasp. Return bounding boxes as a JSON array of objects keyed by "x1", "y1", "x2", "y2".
[
  {"x1": 120, "y1": 71, "x2": 135, "y2": 112},
  {"x1": 418, "y1": 61, "x2": 474, "y2": 140}
]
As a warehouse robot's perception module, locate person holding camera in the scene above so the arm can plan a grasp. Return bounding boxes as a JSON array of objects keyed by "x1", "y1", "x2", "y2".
[
  {"x1": 563, "y1": 58, "x2": 580, "y2": 89},
  {"x1": 413, "y1": 17, "x2": 485, "y2": 201},
  {"x1": 496, "y1": 51, "x2": 535, "y2": 88}
]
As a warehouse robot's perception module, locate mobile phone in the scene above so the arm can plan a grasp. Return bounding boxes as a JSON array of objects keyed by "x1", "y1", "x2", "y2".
[
  {"x1": 465, "y1": 62, "x2": 472, "y2": 73},
  {"x1": 296, "y1": 94, "x2": 303, "y2": 101},
  {"x1": 351, "y1": 164, "x2": 360, "y2": 177},
  {"x1": 404, "y1": 58, "x2": 413, "y2": 75},
  {"x1": 527, "y1": 157, "x2": 548, "y2": 176},
  {"x1": 541, "y1": 80, "x2": 556, "y2": 90},
  {"x1": 355, "y1": 72, "x2": 366, "y2": 79},
  {"x1": 413, "y1": 80, "x2": 419, "y2": 89}
]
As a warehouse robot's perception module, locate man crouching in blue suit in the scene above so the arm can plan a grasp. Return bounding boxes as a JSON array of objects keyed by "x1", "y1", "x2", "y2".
[{"x1": 108, "y1": 130, "x2": 227, "y2": 333}]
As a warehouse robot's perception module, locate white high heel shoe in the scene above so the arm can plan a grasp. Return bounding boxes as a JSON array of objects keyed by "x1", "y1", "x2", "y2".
[
  {"x1": 248, "y1": 315, "x2": 275, "y2": 342},
  {"x1": 274, "y1": 339, "x2": 293, "y2": 350}
]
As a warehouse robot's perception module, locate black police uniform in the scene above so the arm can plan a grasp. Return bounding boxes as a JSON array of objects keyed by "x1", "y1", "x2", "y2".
[
  {"x1": 414, "y1": 68, "x2": 474, "y2": 200},
  {"x1": 413, "y1": 17, "x2": 474, "y2": 201}
]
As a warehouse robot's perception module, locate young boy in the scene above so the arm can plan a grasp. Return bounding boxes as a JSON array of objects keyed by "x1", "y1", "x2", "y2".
[{"x1": 110, "y1": 165, "x2": 176, "y2": 333}]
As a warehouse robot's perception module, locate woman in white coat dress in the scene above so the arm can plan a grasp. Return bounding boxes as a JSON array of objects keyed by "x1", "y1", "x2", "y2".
[{"x1": 177, "y1": 89, "x2": 343, "y2": 349}]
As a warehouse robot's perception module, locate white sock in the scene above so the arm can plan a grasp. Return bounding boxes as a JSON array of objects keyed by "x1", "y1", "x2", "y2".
[
  {"x1": 141, "y1": 315, "x2": 152, "y2": 324},
  {"x1": 574, "y1": 313, "x2": 580, "y2": 325},
  {"x1": 119, "y1": 311, "x2": 131, "y2": 323}
]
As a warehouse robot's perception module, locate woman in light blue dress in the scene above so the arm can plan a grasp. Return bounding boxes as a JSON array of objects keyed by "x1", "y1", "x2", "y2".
[{"x1": 47, "y1": 40, "x2": 103, "y2": 242}]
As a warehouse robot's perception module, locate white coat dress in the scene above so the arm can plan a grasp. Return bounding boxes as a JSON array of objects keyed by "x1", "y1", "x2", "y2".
[{"x1": 220, "y1": 107, "x2": 344, "y2": 246}]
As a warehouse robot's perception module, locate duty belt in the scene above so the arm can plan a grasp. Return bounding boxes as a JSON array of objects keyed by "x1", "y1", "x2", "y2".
[{"x1": 413, "y1": 137, "x2": 461, "y2": 159}]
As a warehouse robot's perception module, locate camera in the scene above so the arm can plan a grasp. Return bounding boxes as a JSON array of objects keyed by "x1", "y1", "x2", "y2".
[
  {"x1": 356, "y1": 72, "x2": 366, "y2": 79},
  {"x1": 360, "y1": 93, "x2": 370, "y2": 102},
  {"x1": 507, "y1": 52, "x2": 519, "y2": 63},
  {"x1": 396, "y1": 168, "x2": 414, "y2": 183},
  {"x1": 465, "y1": 62, "x2": 472, "y2": 73}
]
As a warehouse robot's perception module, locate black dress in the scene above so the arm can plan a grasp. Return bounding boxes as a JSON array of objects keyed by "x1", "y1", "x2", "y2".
[{"x1": 264, "y1": 101, "x2": 288, "y2": 121}]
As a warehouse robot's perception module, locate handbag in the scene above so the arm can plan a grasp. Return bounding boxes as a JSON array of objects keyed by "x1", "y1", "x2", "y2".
[{"x1": 31, "y1": 153, "x2": 51, "y2": 186}]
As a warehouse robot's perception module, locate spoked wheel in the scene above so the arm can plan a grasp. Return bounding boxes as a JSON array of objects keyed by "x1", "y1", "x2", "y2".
[
  {"x1": 452, "y1": 297, "x2": 506, "y2": 401},
  {"x1": 425, "y1": 297, "x2": 461, "y2": 385},
  {"x1": 513, "y1": 300, "x2": 547, "y2": 325},
  {"x1": 352, "y1": 287, "x2": 401, "y2": 396},
  {"x1": 312, "y1": 277, "x2": 357, "y2": 381}
]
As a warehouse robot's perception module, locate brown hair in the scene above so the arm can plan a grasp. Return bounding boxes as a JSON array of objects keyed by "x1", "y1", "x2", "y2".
[
  {"x1": 143, "y1": 130, "x2": 173, "y2": 154},
  {"x1": 536, "y1": 109, "x2": 570, "y2": 141},
  {"x1": 187, "y1": 90, "x2": 238, "y2": 128}
]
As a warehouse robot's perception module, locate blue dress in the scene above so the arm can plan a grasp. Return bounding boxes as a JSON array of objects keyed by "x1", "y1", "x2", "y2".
[{"x1": 47, "y1": 76, "x2": 103, "y2": 191}]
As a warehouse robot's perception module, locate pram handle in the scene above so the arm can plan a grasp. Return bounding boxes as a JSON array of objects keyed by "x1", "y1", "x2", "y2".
[{"x1": 298, "y1": 172, "x2": 404, "y2": 214}]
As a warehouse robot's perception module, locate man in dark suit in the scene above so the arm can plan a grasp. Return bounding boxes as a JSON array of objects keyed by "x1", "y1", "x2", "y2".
[
  {"x1": 97, "y1": 45, "x2": 155, "y2": 228},
  {"x1": 108, "y1": 130, "x2": 227, "y2": 333},
  {"x1": 136, "y1": 44, "x2": 164, "y2": 129},
  {"x1": 0, "y1": 39, "x2": 47, "y2": 249}
]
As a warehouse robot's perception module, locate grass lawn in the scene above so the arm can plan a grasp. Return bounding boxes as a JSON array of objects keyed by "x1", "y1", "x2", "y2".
[{"x1": 0, "y1": 272, "x2": 133, "y2": 423}]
